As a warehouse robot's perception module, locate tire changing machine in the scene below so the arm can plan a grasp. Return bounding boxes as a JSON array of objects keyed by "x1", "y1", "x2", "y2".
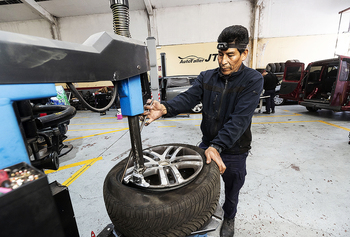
[{"x1": 0, "y1": 28, "x2": 222, "y2": 237}]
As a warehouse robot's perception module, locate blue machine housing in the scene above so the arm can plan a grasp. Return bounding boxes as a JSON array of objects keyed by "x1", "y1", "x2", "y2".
[
  {"x1": 118, "y1": 75, "x2": 144, "y2": 116},
  {"x1": 0, "y1": 84, "x2": 57, "y2": 169}
]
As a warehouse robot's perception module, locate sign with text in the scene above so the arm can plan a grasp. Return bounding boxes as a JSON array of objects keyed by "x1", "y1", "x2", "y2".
[{"x1": 157, "y1": 42, "x2": 218, "y2": 76}]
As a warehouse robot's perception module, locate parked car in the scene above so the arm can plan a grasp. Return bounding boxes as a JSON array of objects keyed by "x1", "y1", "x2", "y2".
[
  {"x1": 272, "y1": 72, "x2": 285, "y2": 105},
  {"x1": 159, "y1": 75, "x2": 203, "y2": 113},
  {"x1": 279, "y1": 55, "x2": 350, "y2": 112},
  {"x1": 264, "y1": 63, "x2": 298, "y2": 106}
]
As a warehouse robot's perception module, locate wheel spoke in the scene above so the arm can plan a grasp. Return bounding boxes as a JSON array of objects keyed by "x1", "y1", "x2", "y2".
[
  {"x1": 175, "y1": 160, "x2": 202, "y2": 170},
  {"x1": 168, "y1": 147, "x2": 182, "y2": 162},
  {"x1": 143, "y1": 154, "x2": 158, "y2": 165},
  {"x1": 124, "y1": 145, "x2": 204, "y2": 190},
  {"x1": 158, "y1": 167, "x2": 169, "y2": 186},
  {"x1": 168, "y1": 165, "x2": 185, "y2": 184},
  {"x1": 172, "y1": 154, "x2": 202, "y2": 162}
]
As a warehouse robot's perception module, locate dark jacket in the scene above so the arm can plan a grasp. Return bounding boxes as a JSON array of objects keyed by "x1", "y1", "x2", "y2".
[
  {"x1": 263, "y1": 72, "x2": 279, "y2": 90},
  {"x1": 163, "y1": 65, "x2": 263, "y2": 154}
]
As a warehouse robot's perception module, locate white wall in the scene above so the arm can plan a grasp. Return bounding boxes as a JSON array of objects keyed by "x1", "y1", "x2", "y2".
[
  {"x1": 154, "y1": 1, "x2": 252, "y2": 45},
  {"x1": 0, "y1": 19, "x2": 52, "y2": 38},
  {"x1": 59, "y1": 10, "x2": 149, "y2": 44},
  {"x1": 259, "y1": 0, "x2": 344, "y2": 38},
  {"x1": 254, "y1": 0, "x2": 350, "y2": 67},
  {"x1": 0, "y1": 0, "x2": 349, "y2": 71}
]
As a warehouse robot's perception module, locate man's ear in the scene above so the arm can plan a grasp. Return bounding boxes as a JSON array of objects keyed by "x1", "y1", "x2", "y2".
[{"x1": 241, "y1": 49, "x2": 248, "y2": 61}]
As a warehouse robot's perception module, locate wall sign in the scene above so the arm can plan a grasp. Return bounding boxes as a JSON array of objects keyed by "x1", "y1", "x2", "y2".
[{"x1": 178, "y1": 54, "x2": 218, "y2": 64}]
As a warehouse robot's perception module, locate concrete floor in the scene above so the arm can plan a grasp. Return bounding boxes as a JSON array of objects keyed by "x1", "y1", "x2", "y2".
[{"x1": 46, "y1": 104, "x2": 350, "y2": 237}]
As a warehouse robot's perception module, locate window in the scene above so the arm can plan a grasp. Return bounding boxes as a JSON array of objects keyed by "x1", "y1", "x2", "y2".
[
  {"x1": 339, "y1": 60, "x2": 350, "y2": 81},
  {"x1": 285, "y1": 66, "x2": 302, "y2": 81}
]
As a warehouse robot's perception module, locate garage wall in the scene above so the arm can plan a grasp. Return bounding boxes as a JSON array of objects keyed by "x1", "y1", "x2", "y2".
[
  {"x1": 0, "y1": 19, "x2": 52, "y2": 38},
  {"x1": 254, "y1": 0, "x2": 350, "y2": 68},
  {"x1": 154, "y1": 1, "x2": 252, "y2": 46},
  {"x1": 0, "y1": 0, "x2": 348, "y2": 75},
  {"x1": 153, "y1": 1, "x2": 254, "y2": 76},
  {"x1": 59, "y1": 10, "x2": 149, "y2": 44}
]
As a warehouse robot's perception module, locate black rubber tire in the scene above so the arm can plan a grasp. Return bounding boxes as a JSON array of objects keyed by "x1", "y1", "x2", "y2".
[
  {"x1": 306, "y1": 106, "x2": 319, "y2": 112},
  {"x1": 266, "y1": 63, "x2": 276, "y2": 73},
  {"x1": 279, "y1": 63, "x2": 285, "y2": 72},
  {"x1": 274, "y1": 63, "x2": 281, "y2": 73},
  {"x1": 103, "y1": 143, "x2": 220, "y2": 237}
]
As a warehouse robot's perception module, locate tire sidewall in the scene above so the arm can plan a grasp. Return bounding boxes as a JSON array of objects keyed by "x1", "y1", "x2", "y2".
[{"x1": 103, "y1": 143, "x2": 220, "y2": 236}]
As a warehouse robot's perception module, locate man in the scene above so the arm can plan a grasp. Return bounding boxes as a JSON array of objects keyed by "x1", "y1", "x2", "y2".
[
  {"x1": 262, "y1": 69, "x2": 279, "y2": 114},
  {"x1": 144, "y1": 25, "x2": 263, "y2": 237}
]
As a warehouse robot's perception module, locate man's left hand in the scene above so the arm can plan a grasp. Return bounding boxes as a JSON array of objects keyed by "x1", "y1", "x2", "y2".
[{"x1": 205, "y1": 147, "x2": 226, "y2": 174}]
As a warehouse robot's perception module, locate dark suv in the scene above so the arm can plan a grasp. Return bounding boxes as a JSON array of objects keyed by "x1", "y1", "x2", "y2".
[{"x1": 159, "y1": 75, "x2": 202, "y2": 113}]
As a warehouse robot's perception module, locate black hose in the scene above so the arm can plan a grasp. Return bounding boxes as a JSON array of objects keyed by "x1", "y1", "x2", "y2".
[
  {"x1": 33, "y1": 104, "x2": 76, "y2": 129},
  {"x1": 67, "y1": 81, "x2": 118, "y2": 113}
]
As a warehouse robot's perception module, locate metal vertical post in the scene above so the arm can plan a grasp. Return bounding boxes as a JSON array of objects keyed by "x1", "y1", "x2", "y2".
[
  {"x1": 147, "y1": 37, "x2": 160, "y2": 102},
  {"x1": 127, "y1": 116, "x2": 144, "y2": 169},
  {"x1": 160, "y1": 53, "x2": 167, "y2": 78}
]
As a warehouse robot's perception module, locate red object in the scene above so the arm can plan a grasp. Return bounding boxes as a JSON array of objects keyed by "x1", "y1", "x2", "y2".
[
  {"x1": 39, "y1": 113, "x2": 47, "y2": 117},
  {"x1": 91, "y1": 231, "x2": 96, "y2": 237},
  {"x1": 0, "y1": 170, "x2": 9, "y2": 187}
]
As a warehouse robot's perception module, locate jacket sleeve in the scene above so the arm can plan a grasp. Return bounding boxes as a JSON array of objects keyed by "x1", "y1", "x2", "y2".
[
  {"x1": 210, "y1": 72, "x2": 264, "y2": 151},
  {"x1": 163, "y1": 73, "x2": 204, "y2": 117}
]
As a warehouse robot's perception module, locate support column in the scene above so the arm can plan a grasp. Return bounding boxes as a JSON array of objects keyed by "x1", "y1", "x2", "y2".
[
  {"x1": 147, "y1": 37, "x2": 160, "y2": 102},
  {"x1": 251, "y1": 0, "x2": 264, "y2": 69},
  {"x1": 22, "y1": 0, "x2": 61, "y2": 40}
]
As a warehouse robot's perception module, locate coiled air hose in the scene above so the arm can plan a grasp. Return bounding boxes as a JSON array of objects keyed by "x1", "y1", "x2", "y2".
[
  {"x1": 66, "y1": 1, "x2": 131, "y2": 113},
  {"x1": 67, "y1": 82, "x2": 118, "y2": 113}
]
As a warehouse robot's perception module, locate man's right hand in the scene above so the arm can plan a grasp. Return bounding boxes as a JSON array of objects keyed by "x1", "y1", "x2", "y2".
[{"x1": 143, "y1": 99, "x2": 167, "y2": 126}]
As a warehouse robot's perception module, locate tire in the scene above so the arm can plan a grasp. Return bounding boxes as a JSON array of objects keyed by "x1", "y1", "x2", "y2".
[
  {"x1": 191, "y1": 102, "x2": 203, "y2": 113},
  {"x1": 266, "y1": 63, "x2": 276, "y2": 73},
  {"x1": 306, "y1": 106, "x2": 319, "y2": 112},
  {"x1": 279, "y1": 63, "x2": 285, "y2": 72},
  {"x1": 103, "y1": 143, "x2": 220, "y2": 237},
  {"x1": 274, "y1": 94, "x2": 285, "y2": 106},
  {"x1": 274, "y1": 63, "x2": 281, "y2": 73}
]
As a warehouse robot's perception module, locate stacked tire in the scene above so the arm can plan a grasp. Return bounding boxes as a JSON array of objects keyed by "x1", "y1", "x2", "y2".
[
  {"x1": 266, "y1": 62, "x2": 285, "y2": 73},
  {"x1": 266, "y1": 60, "x2": 300, "y2": 73}
]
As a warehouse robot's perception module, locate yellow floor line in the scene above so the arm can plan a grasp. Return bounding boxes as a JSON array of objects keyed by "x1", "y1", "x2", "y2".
[
  {"x1": 253, "y1": 119, "x2": 350, "y2": 131},
  {"x1": 100, "y1": 117, "x2": 120, "y2": 119},
  {"x1": 62, "y1": 157, "x2": 101, "y2": 186},
  {"x1": 64, "y1": 128, "x2": 128, "y2": 142},
  {"x1": 253, "y1": 120, "x2": 319, "y2": 124},
  {"x1": 158, "y1": 125, "x2": 176, "y2": 128},
  {"x1": 45, "y1": 157, "x2": 103, "y2": 187},
  {"x1": 253, "y1": 113, "x2": 302, "y2": 118},
  {"x1": 70, "y1": 121, "x2": 127, "y2": 125},
  {"x1": 69, "y1": 128, "x2": 127, "y2": 131},
  {"x1": 318, "y1": 120, "x2": 350, "y2": 132},
  {"x1": 71, "y1": 117, "x2": 90, "y2": 119},
  {"x1": 45, "y1": 157, "x2": 102, "y2": 174}
]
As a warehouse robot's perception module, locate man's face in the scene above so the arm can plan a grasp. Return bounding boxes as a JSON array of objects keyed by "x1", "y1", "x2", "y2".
[{"x1": 218, "y1": 48, "x2": 248, "y2": 75}]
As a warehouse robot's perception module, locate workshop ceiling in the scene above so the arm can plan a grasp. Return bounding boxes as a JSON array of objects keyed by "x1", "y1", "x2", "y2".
[{"x1": 0, "y1": 0, "x2": 240, "y2": 23}]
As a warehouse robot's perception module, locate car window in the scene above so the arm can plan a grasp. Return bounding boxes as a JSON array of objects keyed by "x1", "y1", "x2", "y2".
[
  {"x1": 285, "y1": 65, "x2": 303, "y2": 81},
  {"x1": 340, "y1": 60, "x2": 350, "y2": 81},
  {"x1": 307, "y1": 66, "x2": 322, "y2": 83},
  {"x1": 167, "y1": 78, "x2": 191, "y2": 88}
]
